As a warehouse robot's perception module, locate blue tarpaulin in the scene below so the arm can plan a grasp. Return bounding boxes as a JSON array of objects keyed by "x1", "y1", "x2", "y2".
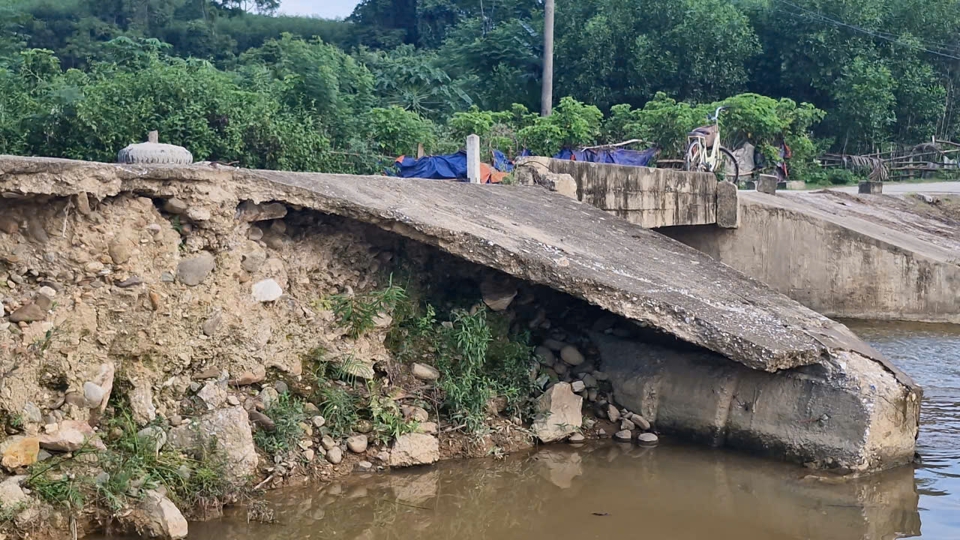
[
  {"x1": 393, "y1": 146, "x2": 657, "y2": 181},
  {"x1": 553, "y1": 147, "x2": 659, "y2": 167}
]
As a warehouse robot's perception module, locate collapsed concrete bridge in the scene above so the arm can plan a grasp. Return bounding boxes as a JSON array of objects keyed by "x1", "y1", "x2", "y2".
[{"x1": 0, "y1": 155, "x2": 921, "y2": 471}]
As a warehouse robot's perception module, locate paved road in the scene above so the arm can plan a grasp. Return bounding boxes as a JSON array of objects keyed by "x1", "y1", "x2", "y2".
[{"x1": 828, "y1": 182, "x2": 960, "y2": 194}]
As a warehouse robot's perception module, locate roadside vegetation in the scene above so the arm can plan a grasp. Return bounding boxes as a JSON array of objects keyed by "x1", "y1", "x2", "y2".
[{"x1": 2, "y1": 0, "x2": 959, "y2": 183}]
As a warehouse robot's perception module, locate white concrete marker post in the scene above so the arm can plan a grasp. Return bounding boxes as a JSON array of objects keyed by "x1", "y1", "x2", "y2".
[{"x1": 466, "y1": 134, "x2": 481, "y2": 184}]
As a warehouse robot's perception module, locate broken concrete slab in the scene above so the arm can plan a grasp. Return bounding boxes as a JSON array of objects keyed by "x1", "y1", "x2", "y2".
[
  {"x1": 594, "y1": 332, "x2": 919, "y2": 471},
  {"x1": 0, "y1": 155, "x2": 898, "y2": 375}
]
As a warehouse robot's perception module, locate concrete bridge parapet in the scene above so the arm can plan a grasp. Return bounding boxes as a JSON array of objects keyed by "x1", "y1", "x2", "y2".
[{"x1": 516, "y1": 157, "x2": 738, "y2": 229}]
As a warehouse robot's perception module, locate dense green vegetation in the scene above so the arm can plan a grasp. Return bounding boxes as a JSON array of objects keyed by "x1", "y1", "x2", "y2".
[{"x1": 1, "y1": 0, "x2": 958, "y2": 179}]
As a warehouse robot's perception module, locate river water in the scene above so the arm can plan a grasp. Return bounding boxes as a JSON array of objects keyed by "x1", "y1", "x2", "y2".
[{"x1": 105, "y1": 322, "x2": 960, "y2": 540}]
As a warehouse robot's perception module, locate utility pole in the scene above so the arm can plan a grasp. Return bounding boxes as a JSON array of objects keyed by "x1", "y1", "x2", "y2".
[{"x1": 541, "y1": 0, "x2": 555, "y2": 117}]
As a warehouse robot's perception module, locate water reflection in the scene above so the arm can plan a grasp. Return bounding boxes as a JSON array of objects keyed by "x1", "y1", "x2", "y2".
[{"x1": 177, "y1": 442, "x2": 920, "y2": 540}]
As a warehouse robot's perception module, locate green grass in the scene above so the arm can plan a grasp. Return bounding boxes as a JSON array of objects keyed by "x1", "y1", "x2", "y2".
[
  {"x1": 316, "y1": 385, "x2": 359, "y2": 438},
  {"x1": 25, "y1": 471, "x2": 85, "y2": 512},
  {"x1": 252, "y1": 392, "x2": 306, "y2": 456},
  {"x1": 330, "y1": 276, "x2": 407, "y2": 339}
]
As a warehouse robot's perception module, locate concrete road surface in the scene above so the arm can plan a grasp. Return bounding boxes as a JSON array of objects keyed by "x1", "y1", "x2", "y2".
[{"x1": 828, "y1": 182, "x2": 960, "y2": 194}]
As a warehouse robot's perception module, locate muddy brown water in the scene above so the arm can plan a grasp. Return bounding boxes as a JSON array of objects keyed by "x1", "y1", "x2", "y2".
[{"x1": 98, "y1": 322, "x2": 960, "y2": 539}]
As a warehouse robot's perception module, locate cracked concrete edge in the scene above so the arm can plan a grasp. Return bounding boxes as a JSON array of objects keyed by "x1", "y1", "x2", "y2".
[{"x1": 0, "y1": 156, "x2": 918, "y2": 391}]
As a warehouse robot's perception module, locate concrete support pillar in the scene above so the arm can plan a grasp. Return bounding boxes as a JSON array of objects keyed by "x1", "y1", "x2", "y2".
[
  {"x1": 757, "y1": 174, "x2": 778, "y2": 195},
  {"x1": 859, "y1": 181, "x2": 883, "y2": 194},
  {"x1": 716, "y1": 180, "x2": 739, "y2": 229},
  {"x1": 466, "y1": 134, "x2": 481, "y2": 184}
]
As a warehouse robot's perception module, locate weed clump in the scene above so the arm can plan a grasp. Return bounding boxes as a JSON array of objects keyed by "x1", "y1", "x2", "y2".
[
  {"x1": 330, "y1": 276, "x2": 407, "y2": 338},
  {"x1": 253, "y1": 393, "x2": 307, "y2": 456}
]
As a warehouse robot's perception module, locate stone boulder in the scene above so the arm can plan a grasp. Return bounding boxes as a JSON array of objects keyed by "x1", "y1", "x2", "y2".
[
  {"x1": 140, "y1": 490, "x2": 188, "y2": 539},
  {"x1": 176, "y1": 252, "x2": 216, "y2": 287},
  {"x1": 168, "y1": 406, "x2": 258, "y2": 484},
  {"x1": 389, "y1": 434, "x2": 439, "y2": 468},
  {"x1": 38, "y1": 421, "x2": 105, "y2": 452},
  {"x1": 1, "y1": 437, "x2": 40, "y2": 470},
  {"x1": 0, "y1": 476, "x2": 28, "y2": 509},
  {"x1": 532, "y1": 382, "x2": 583, "y2": 443}
]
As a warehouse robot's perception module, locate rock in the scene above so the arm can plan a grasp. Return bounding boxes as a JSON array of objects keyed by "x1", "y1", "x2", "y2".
[
  {"x1": 186, "y1": 207, "x2": 211, "y2": 222},
  {"x1": 239, "y1": 201, "x2": 288, "y2": 222},
  {"x1": 117, "y1": 276, "x2": 144, "y2": 288},
  {"x1": 168, "y1": 415, "x2": 183, "y2": 427},
  {"x1": 21, "y1": 402, "x2": 42, "y2": 424},
  {"x1": 85, "y1": 261, "x2": 105, "y2": 274},
  {"x1": 411, "y1": 363, "x2": 440, "y2": 382},
  {"x1": 571, "y1": 380, "x2": 586, "y2": 393},
  {"x1": 201, "y1": 314, "x2": 221, "y2": 337},
  {"x1": 9, "y1": 304, "x2": 45, "y2": 323},
  {"x1": 627, "y1": 413, "x2": 651, "y2": 431},
  {"x1": 252, "y1": 279, "x2": 283, "y2": 302},
  {"x1": 532, "y1": 382, "x2": 583, "y2": 443},
  {"x1": 0, "y1": 476, "x2": 28, "y2": 508},
  {"x1": 534, "y1": 346, "x2": 556, "y2": 367},
  {"x1": 38, "y1": 421, "x2": 104, "y2": 452},
  {"x1": 240, "y1": 248, "x2": 266, "y2": 273},
  {"x1": 25, "y1": 218, "x2": 48, "y2": 244},
  {"x1": 321, "y1": 436, "x2": 336, "y2": 450},
  {"x1": 141, "y1": 489, "x2": 189, "y2": 539},
  {"x1": 0, "y1": 216, "x2": 18, "y2": 235},
  {"x1": 1, "y1": 437, "x2": 40, "y2": 470},
  {"x1": 347, "y1": 435, "x2": 368, "y2": 454},
  {"x1": 355, "y1": 419, "x2": 373, "y2": 434},
  {"x1": 559, "y1": 346, "x2": 585, "y2": 366},
  {"x1": 480, "y1": 276, "x2": 517, "y2": 312},
  {"x1": 312, "y1": 416, "x2": 325, "y2": 428},
  {"x1": 638, "y1": 432, "x2": 659, "y2": 446},
  {"x1": 542, "y1": 339, "x2": 565, "y2": 352},
  {"x1": 401, "y1": 405, "x2": 430, "y2": 423},
  {"x1": 149, "y1": 290, "x2": 162, "y2": 310},
  {"x1": 163, "y1": 198, "x2": 189, "y2": 215},
  {"x1": 389, "y1": 434, "x2": 440, "y2": 467},
  {"x1": 94, "y1": 362, "x2": 116, "y2": 413},
  {"x1": 108, "y1": 235, "x2": 136, "y2": 264},
  {"x1": 357, "y1": 460, "x2": 374, "y2": 472},
  {"x1": 614, "y1": 430, "x2": 633, "y2": 442},
  {"x1": 168, "y1": 407, "x2": 258, "y2": 484},
  {"x1": 231, "y1": 365, "x2": 266, "y2": 386},
  {"x1": 83, "y1": 381, "x2": 106, "y2": 408},
  {"x1": 416, "y1": 422, "x2": 438, "y2": 435},
  {"x1": 568, "y1": 433, "x2": 585, "y2": 443},
  {"x1": 621, "y1": 419, "x2": 636, "y2": 431},
  {"x1": 137, "y1": 427, "x2": 168, "y2": 452},
  {"x1": 176, "y1": 252, "x2": 216, "y2": 286},
  {"x1": 37, "y1": 286, "x2": 56, "y2": 298},
  {"x1": 34, "y1": 293, "x2": 53, "y2": 311},
  {"x1": 606, "y1": 404, "x2": 620, "y2": 423},
  {"x1": 582, "y1": 374, "x2": 598, "y2": 388},
  {"x1": 130, "y1": 384, "x2": 157, "y2": 426},
  {"x1": 227, "y1": 395, "x2": 240, "y2": 406},
  {"x1": 326, "y1": 446, "x2": 343, "y2": 464},
  {"x1": 248, "y1": 411, "x2": 276, "y2": 432},
  {"x1": 303, "y1": 449, "x2": 315, "y2": 462},
  {"x1": 197, "y1": 382, "x2": 227, "y2": 410},
  {"x1": 273, "y1": 381, "x2": 289, "y2": 394},
  {"x1": 259, "y1": 387, "x2": 279, "y2": 409}
]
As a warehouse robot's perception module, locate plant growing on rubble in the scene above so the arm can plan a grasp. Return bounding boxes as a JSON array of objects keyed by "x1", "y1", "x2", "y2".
[
  {"x1": 330, "y1": 277, "x2": 407, "y2": 339},
  {"x1": 366, "y1": 380, "x2": 419, "y2": 446},
  {"x1": 317, "y1": 385, "x2": 360, "y2": 438},
  {"x1": 253, "y1": 392, "x2": 307, "y2": 456}
]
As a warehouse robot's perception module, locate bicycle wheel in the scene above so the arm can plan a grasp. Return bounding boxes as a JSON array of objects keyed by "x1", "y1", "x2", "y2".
[
  {"x1": 684, "y1": 140, "x2": 705, "y2": 172},
  {"x1": 717, "y1": 147, "x2": 740, "y2": 184}
]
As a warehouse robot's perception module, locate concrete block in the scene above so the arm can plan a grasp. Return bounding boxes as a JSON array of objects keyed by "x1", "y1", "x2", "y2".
[
  {"x1": 785, "y1": 181, "x2": 807, "y2": 191},
  {"x1": 716, "y1": 180, "x2": 739, "y2": 229},
  {"x1": 859, "y1": 181, "x2": 883, "y2": 194},
  {"x1": 757, "y1": 174, "x2": 778, "y2": 195},
  {"x1": 595, "y1": 333, "x2": 920, "y2": 471}
]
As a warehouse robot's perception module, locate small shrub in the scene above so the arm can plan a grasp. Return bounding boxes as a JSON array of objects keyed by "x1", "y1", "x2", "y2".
[
  {"x1": 366, "y1": 381, "x2": 418, "y2": 446},
  {"x1": 330, "y1": 277, "x2": 407, "y2": 339},
  {"x1": 317, "y1": 386, "x2": 359, "y2": 438},
  {"x1": 253, "y1": 392, "x2": 306, "y2": 456}
]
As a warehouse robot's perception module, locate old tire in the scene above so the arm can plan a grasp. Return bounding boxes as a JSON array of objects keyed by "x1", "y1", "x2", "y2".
[{"x1": 118, "y1": 142, "x2": 193, "y2": 165}]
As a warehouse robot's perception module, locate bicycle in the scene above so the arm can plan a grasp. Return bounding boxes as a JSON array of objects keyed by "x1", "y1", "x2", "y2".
[{"x1": 683, "y1": 106, "x2": 740, "y2": 184}]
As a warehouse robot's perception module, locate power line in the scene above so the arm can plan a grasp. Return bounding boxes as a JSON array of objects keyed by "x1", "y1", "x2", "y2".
[{"x1": 772, "y1": 0, "x2": 960, "y2": 61}]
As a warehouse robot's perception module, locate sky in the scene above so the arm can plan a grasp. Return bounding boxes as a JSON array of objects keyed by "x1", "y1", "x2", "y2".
[{"x1": 280, "y1": 0, "x2": 360, "y2": 19}]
